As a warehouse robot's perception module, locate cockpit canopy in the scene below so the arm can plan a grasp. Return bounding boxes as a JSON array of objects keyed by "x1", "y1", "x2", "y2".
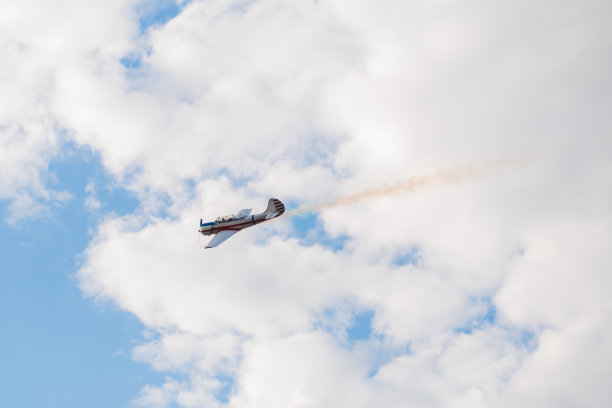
[
  {"x1": 215, "y1": 215, "x2": 235, "y2": 223},
  {"x1": 214, "y1": 209, "x2": 252, "y2": 224}
]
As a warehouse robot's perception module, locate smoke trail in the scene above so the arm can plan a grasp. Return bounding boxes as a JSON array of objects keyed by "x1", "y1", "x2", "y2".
[{"x1": 283, "y1": 159, "x2": 517, "y2": 217}]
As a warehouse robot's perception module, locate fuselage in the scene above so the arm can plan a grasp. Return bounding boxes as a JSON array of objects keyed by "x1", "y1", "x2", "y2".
[{"x1": 199, "y1": 213, "x2": 270, "y2": 236}]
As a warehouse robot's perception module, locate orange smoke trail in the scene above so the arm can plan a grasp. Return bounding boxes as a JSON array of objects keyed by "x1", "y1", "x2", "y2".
[{"x1": 283, "y1": 159, "x2": 516, "y2": 217}]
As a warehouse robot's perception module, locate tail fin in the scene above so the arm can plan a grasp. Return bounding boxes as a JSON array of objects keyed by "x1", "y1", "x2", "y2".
[{"x1": 264, "y1": 198, "x2": 285, "y2": 218}]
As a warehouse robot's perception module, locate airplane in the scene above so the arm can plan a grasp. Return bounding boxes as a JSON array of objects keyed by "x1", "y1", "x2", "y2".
[{"x1": 199, "y1": 198, "x2": 285, "y2": 248}]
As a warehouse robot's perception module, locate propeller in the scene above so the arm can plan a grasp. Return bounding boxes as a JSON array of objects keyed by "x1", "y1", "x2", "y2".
[{"x1": 198, "y1": 227, "x2": 205, "y2": 249}]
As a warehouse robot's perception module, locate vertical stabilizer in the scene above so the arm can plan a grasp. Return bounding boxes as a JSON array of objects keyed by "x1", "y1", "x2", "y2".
[{"x1": 264, "y1": 198, "x2": 285, "y2": 217}]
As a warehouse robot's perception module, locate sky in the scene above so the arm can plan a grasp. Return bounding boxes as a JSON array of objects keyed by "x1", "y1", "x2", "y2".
[{"x1": 1, "y1": 0, "x2": 612, "y2": 407}]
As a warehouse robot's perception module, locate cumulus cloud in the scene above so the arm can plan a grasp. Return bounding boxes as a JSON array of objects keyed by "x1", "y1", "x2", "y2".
[
  {"x1": 0, "y1": 0, "x2": 139, "y2": 221},
  {"x1": 3, "y1": 0, "x2": 612, "y2": 406}
]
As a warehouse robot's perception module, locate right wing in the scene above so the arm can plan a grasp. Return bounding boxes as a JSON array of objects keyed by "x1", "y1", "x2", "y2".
[{"x1": 205, "y1": 230, "x2": 238, "y2": 248}]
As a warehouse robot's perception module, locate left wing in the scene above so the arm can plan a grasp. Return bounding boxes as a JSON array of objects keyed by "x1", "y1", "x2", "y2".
[
  {"x1": 205, "y1": 230, "x2": 238, "y2": 248},
  {"x1": 236, "y1": 209, "x2": 252, "y2": 218}
]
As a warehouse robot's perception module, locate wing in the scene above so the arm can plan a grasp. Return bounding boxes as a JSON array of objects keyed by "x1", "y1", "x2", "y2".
[
  {"x1": 205, "y1": 230, "x2": 238, "y2": 248},
  {"x1": 236, "y1": 208, "x2": 252, "y2": 218}
]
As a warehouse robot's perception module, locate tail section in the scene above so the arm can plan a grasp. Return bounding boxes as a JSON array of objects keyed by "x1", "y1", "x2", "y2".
[{"x1": 264, "y1": 198, "x2": 285, "y2": 219}]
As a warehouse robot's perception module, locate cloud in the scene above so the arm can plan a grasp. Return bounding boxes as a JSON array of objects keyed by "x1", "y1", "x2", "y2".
[
  {"x1": 0, "y1": 0, "x2": 139, "y2": 222},
  {"x1": 3, "y1": 0, "x2": 612, "y2": 406},
  {"x1": 84, "y1": 182, "x2": 102, "y2": 211}
]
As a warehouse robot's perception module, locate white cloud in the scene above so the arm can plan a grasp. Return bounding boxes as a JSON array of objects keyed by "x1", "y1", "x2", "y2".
[
  {"x1": 0, "y1": 0, "x2": 139, "y2": 222},
  {"x1": 48, "y1": 0, "x2": 362, "y2": 202},
  {"x1": 84, "y1": 182, "x2": 102, "y2": 211},
  {"x1": 3, "y1": 0, "x2": 612, "y2": 406}
]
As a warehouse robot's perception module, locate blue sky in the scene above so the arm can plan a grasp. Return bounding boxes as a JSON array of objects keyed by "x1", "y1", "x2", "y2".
[{"x1": 0, "y1": 150, "x2": 162, "y2": 407}]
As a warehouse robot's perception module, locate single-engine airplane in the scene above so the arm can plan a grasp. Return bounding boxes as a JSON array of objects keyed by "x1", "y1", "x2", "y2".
[{"x1": 199, "y1": 198, "x2": 285, "y2": 248}]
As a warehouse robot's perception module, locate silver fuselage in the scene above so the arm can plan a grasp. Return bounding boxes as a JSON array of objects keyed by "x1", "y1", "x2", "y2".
[{"x1": 199, "y1": 212, "x2": 270, "y2": 236}]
